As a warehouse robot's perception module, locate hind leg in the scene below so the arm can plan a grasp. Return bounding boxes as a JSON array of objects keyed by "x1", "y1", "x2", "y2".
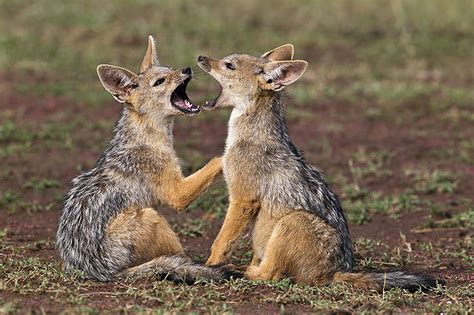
[
  {"x1": 245, "y1": 214, "x2": 297, "y2": 281},
  {"x1": 106, "y1": 207, "x2": 184, "y2": 267},
  {"x1": 245, "y1": 228, "x2": 286, "y2": 281},
  {"x1": 245, "y1": 212, "x2": 338, "y2": 285}
]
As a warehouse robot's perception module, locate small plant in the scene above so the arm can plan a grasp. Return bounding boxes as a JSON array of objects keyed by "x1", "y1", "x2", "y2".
[
  {"x1": 424, "y1": 207, "x2": 474, "y2": 230},
  {"x1": 189, "y1": 184, "x2": 229, "y2": 219},
  {"x1": 355, "y1": 237, "x2": 388, "y2": 253},
  {"x1": 343, "y1": 190, "x2": 423, "y2": 224},
  {"x1": 0, "y1": 229, "x2": 7, "y2": 241},
  {"x1": 0, "y1": 301, "x2": 18, "y2": 314},
  {"x1": 345, "y1": 200, "x2": 371, "y2": 224},
  {"x1": 348, "y1": 148, "x2": 393, "y2": 184},
  {"x1": 173, "y1": 218, "x2": 207, "y2": 238},
  {"x1": 405, "y1": 169, "x2": 457, "y2": 194},
  {"x1": 0, "y1": 122, "x2": 35, "y2": 143},
  {"x1": 0, "y1": 190, "x2": 23, "y2": 212},
  {"x1": 0, "y1": 190, "x2": 54, "y2": 214},
  {"x1": 23, "y1": 178, "x2": 60, "y2": 191}
]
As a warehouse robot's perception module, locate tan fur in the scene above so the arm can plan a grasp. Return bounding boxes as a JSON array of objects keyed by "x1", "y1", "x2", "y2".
[
  {"x1": 260, "y1": 43, "x2": 294, "y2": 61},
  {"x1": 107, "y1": 208, "x2": 184, "y2": 266},
  {"x1": 199, "y1": 45, "x2": 348, "y2": 286},
  {"x1": 160, "y1": 157, "x2": 223, "y2": 211},
  {"x1": 206, "y1": 199, "x2": 259, "y2": 265},
  {"x1": 198, "y1": 45, "x2": 441, "y2": 291},
  {"x1": 91, "y1": 36, "x2": 223, "y2": 276},
  {"x1": 245, "y1": 211, "x2": 342, "y2": 285}
]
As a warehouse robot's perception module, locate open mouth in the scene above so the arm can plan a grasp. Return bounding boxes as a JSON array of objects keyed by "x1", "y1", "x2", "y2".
[
  {"x1": 202, "y1": 83, "x2": 222, "y2": 110},
  {"x1": 171, "y1": 78, "x2": 200, "y2": 114},
  {"x1": 197, "y1": 58, "x2": 221, "y2": 110}
]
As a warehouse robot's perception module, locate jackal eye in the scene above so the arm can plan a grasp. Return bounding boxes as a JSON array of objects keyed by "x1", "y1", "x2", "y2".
[
  {"x1": 153, "y1": 78, "x2": 165, "y2": 87},
  {"x1": 225, "y1": 62, "x2": 236, "y2": 70}
]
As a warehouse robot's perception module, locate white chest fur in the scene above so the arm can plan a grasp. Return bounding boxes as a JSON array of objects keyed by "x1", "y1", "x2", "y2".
[{"x1": 225, "y1": 108, "x2": 243, "y2": 151}]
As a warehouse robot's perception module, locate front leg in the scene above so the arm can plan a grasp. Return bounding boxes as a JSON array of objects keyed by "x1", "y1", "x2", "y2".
[
  {"x1": 206, "y1": 199, "x2": 259, "y2": 266},
  {"x1": 161, "y1": 157, "x2": 222, "y2": 211}
]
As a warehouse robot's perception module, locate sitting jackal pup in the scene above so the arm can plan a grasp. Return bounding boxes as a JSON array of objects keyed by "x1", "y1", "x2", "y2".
[
  {"x1": 197, "y1": 45, "x2": 440, "y2": 291},
  {"x1": 56, "y1": 36, "x2": 237, "y2": 282}
]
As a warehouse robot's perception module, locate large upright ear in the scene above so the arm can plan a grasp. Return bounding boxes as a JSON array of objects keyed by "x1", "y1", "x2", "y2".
[
  {"x1": 97, "y1": 64, "x2": 138, "y2": 103},
  {"x1": 262, "y1": 60, "x2": 308, "y2": 91},
  {"x1": 261, "y1": 44, "x2": 294, "y2": 61},
  {"x1": 140, "y1": 35, "x2": 159, "y2": 72}
]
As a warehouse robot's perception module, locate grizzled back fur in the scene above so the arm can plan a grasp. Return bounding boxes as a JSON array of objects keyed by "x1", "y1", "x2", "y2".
[{"x1": 57, "y1": 109, "x2": 163, "y2": 280}]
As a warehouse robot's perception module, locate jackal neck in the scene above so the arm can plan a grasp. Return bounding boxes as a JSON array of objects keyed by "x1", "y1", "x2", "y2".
[
  {"x1": 227, "y1": 92, "x2": 287, "y2": 148},
  {"x1": 113, "y1": 107, "x2": 174, "y2": 150}
]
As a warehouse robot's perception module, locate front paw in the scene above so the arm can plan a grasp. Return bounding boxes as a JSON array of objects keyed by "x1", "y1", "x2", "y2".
[
  {"x1": 205, "y1": 254, "x2": 225, "y2": 266},
  {"x1": 244, "y1": 265, "x2": 262, "y2": 280}
]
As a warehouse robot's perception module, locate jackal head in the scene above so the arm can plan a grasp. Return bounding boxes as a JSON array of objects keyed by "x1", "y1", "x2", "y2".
[
  {"x1": 197, "y1": 44, "x2": 307, "y2": 110},
  {"x1": 97, "y1": 35, "x2": 199, "y2": 117}
]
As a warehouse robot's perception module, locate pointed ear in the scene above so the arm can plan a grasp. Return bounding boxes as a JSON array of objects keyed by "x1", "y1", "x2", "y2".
[
  {"x1": 261, "y1": 44, "x2": 294, "y2": 61},
  {"x1": 97, "y1": 64, "x2": 138, "y2": 103},
  {"x1": 140, "y1": 35, "x2": 159, "y2": 72},
  {"x1": 262, "y1": 60, "x2": 308, "y2": 91}
]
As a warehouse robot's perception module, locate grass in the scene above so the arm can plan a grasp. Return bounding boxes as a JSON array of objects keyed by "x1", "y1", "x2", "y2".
[
  {"x1": 0, "y1": 238, "x2": 472, "y2": 313},
  {"x1": 0, "y1": 121, "x2": 75, "y2": 158},
  {"x1": 1, "y1": 0, "x2": 473, "y2": 109},
  {"x1": 344, "y1": 190, "x2": 424, "y2": 224},
  {"x1": 423, "y1": 207, "x2": 474, "y2": 230},
  {"x1": 23, "y1": 178, "x2": 60, "y2": 191},
  {"x1": 405, "y1": 169, "x2": 458, "y2": 194},
  {"x1": 348, "y1": 148, "x2": 394, "y2": 182},
  {"x1": 1, "y1": 0, "x2": 473, "y2": 313},
  {"x1": 0, "y1": 190, "x2": 54, "y2": 214},
  {"x1": 173, "y1": 218, "x2": 207, "y2": 238}
]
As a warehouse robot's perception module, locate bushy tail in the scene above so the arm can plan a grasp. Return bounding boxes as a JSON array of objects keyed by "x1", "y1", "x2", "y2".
[
  {"x1": 121, "y1": 256, "x2": 242, "y2": 284},
  {"x1": 333, "y1": 271, "x2": 444, "y2": 292}
]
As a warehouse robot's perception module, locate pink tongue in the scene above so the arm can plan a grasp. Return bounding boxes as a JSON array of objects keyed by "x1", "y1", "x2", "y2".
[
  {"x1": 184, "y1": 100, "x2": 193, "y2": 108},
  {"x1": 175, "y1": 99, "x2": 185, "y2": 107},
  {"x1": 175, "y1": 98, "x2": 194, "y2": 109}
]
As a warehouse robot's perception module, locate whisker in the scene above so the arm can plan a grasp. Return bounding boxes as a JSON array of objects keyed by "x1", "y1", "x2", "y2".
[
  {"x1": 191, "y1": 66, "x2": 206, "y2": 73},
  {"x1": 191, "y1": 74, "x2": 207, "y2": 80}
]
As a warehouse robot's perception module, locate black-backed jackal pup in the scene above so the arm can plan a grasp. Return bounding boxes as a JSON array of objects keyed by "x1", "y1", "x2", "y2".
[
  {"x1": 56, "y1": 36, "x2": 239, "y2": 282},
  {"x1": 197, "y1": 45, "x2": 443, "y2": 291}
]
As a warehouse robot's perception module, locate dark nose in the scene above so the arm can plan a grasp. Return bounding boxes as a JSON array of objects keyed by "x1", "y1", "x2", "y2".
[
  {"x1": 197, "y1": 55, "x2": 207, "y2": 62},
  {"x1": 182, "y1": 67, "x2": 192, "y2": 75}
]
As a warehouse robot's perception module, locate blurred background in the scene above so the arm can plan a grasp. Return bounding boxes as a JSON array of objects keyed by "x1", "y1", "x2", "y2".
[{"x1": 0, "y1": 0, "x2": 472, "y2": 312}]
